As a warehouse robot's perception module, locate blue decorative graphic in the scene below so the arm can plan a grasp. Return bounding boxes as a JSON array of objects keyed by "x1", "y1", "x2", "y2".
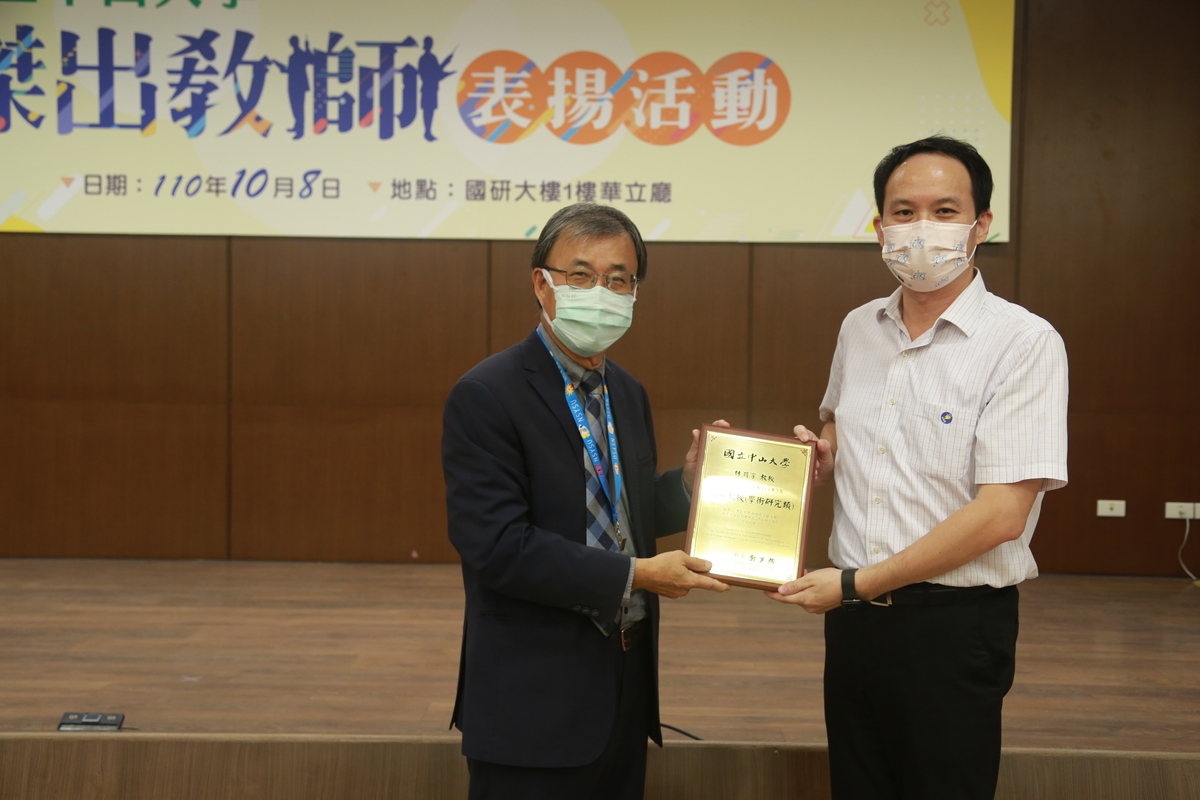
[
  {"x1": 58, "y1": 27, "x2": 156, "y2": 134},
  {"x1": 417, "y1": 36, "x2": 454, "y2": 141},
  {"x1": 0, "y1": 24, "x2": 47, "y2": 132},
  {"x1": 168, "y1": 28, "x2": 220, "y2": 137},
  {"x1": 355, "y1": 37, "x2": 419, "y2": 140},
  {"x1": 219, "y1": 30, "x2": 275, "y2": 137},
  {"x1": 277, "y1": 35, "x2": 315, "y2": 139}
]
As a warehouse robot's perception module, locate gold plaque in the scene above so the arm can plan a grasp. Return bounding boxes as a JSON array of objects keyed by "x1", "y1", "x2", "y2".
[{"x1": 684, "y1": 425, "x2": 816, "y2": 590}]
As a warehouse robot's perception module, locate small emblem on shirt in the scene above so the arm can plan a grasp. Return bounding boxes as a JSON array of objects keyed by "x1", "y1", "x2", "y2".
[{"x1": 940, "y1": 412, "x2": 953, "y2": 424}]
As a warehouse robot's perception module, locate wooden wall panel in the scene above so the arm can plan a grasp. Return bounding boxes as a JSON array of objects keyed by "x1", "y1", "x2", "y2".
[
  {"x1": 2, "y1": 736, "x2": 1197, "y2": 800},
  {"x1": 750, "y1": 243, "x2": 892, "y2": 431},
  {"x1": 0, "y1": 233, "x2": 229, "y2": 558},
  {"x1": 979, "y1": 247, "x2": 1017, "y2": 303},
  {"x1": 1016, "y1": 0, "x2": 1200, "y2": 575},
  {"x1": 607, "y1": 243, "x2": 750, "y2": 410},
  {"x1": 230, "y1": 405, "x2": 455, "y2": 563},
  {"x1": 1017, "y1": 0, "x2": 1200, "y2": 417},
  {"x1": 488, "y1": 240, "x2": 538, "y2": 354},
  {"x1": 232, "y1": 238, "x2": 488, "y2": 406},
  {"x1": 0, "y1": 735, "x2": 471, "y2": 800},
  {"x1": 229, "y1": 238, "x2": 487, "y2": 561},
  {"x1": 1031, "y1": 413, "x2": 1200, "y2": 576},
  {"x1": 0, "y1": 234, "x2": 228, "y2": 403},
  {"x1": 0, "y1": 401, "x2": 227, "y2": 558},
  {"x1": 621, "y1": 243, "x2": 753, "y2": 555}
]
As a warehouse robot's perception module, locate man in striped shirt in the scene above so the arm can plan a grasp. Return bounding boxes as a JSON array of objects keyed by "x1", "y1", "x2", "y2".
[{"x1": 769, "y1": 136, "x2": 1068, "y2": 799}]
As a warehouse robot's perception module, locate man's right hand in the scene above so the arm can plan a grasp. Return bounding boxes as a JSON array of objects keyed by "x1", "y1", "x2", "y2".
[
  {"x1": 633, "y1": 551, "x2": 730, "y2": 599},
  {"x1": 793, "y1": 424, "x2": 835, "y2": 487}
]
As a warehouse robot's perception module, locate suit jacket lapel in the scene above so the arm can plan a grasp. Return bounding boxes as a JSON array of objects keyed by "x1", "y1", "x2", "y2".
[{"x1": 521, "y1": 331, "x2": 587, "y2": 471}]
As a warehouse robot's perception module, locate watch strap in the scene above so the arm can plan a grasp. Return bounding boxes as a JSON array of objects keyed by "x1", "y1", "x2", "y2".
[{"x1": 841, "y1": 568, "x2": 862, "y2": 609}]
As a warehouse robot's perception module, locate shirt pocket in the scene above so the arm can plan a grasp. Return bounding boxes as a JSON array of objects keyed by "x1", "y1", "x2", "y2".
[{"x1": 902, "y1": 400, "x2": 977, "y2": 481}]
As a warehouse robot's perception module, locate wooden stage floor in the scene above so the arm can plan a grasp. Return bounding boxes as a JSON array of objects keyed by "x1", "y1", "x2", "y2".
[{"x1": 1, "y1": 559, "x2": 1197, "y2": 755}]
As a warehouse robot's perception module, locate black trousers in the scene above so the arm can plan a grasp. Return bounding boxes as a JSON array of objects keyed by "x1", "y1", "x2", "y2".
[
  {"x1": 824, "y1": 586, "x2": 1019, "y2": 800},
  {"x1": 466, "y1": 635, "x2": 653, "y2": 800}
]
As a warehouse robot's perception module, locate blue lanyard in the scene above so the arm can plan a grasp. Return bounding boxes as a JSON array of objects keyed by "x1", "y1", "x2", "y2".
[{"x1": 536, "y1": 328, "x2": 623, "y2": 519}]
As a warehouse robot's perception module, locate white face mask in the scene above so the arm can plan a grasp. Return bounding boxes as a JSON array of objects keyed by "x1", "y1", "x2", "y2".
[
  {"x1": 541, "y1": 269, "x2": 636, "y2": 357},
  {"x1": 880, "y1": 218, "x2": 978, "y2": 292}
]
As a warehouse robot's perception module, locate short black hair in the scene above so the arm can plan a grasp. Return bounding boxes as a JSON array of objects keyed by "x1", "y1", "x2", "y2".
[
  {"x1": 873, "y1": 135, "x2": 993, "y2": 218},
  {"x1": 531, "y1": 203, "x2": 647, "y2": 283}
]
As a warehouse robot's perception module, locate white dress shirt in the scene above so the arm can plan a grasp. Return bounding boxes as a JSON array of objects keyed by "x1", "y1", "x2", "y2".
[{"x1": 819, "y1": 271, "x2": 1068, "y2": 588}]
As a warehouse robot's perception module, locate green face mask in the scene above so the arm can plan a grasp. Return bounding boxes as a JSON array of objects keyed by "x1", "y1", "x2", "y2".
[{"x1": 542, "y1": 269, "x2": 636, "y2": 357}]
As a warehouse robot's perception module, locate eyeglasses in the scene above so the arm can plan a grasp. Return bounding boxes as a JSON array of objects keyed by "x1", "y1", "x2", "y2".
[{"x1": 544, "y1": 265, "x2": 638, "y2": 294}]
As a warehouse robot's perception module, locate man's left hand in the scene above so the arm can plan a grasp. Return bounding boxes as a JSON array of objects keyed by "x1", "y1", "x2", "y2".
[
  {"x1": 765, "y1": 567, "x2": 843, "y2": 614},
  {"x1": 682, "y1": 419, "x2": 731, "y2": 493}
]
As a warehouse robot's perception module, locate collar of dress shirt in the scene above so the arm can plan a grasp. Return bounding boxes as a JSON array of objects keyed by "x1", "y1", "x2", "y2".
[{"x1": 880, "y1": 268, "x2": 988, "y2": 338}]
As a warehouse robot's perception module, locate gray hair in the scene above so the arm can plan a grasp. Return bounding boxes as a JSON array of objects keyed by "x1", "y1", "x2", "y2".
[{"x1": 530, "y1": 203, "x2": 648, "y2": 282}]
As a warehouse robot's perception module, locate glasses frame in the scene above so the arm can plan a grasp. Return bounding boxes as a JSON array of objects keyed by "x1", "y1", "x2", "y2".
[{"x1": 543, "y1": 265, "x2": 639, "y2": 294}]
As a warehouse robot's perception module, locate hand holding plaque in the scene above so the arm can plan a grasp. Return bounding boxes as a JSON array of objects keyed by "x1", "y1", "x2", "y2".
[{"x1": 683, "y1": 425, "x2": 817, "y2": 590}]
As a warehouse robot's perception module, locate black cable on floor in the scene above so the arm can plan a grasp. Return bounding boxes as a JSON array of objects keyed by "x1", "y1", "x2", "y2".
[{"x1": 660, "y1": 723, "x2": 702, "y2": 740}]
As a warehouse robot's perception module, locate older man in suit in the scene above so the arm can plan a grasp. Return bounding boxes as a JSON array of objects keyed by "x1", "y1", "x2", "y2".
[{"x1": 442, "y1": 203, "x2": 728, "y2": 800}]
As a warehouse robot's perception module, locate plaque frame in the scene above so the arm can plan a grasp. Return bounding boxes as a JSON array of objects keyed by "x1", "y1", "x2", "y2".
[{"x1": 683, "y1": 424, "x2": 817, "y2": 590}]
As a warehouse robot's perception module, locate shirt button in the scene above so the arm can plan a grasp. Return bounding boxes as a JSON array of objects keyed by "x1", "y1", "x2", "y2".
[
  {"x1": 901, "y1": 352, "x2": 909, "y2": 359},
  {"x1": 873, "y1": 497, "x2": 882, "y2": 504},
  {"x1": 572, "y1": 605, "x2": 582, "y2": 612},
  {"x1": 873, "y1": 546, "x2": 881, "y2": 555},
  {"x1": 889, "y1": 398, "x2": 896, "y2": 405},
  {"x1": 878, "y1": 446, "x2": 886, "y2": 454},
  {"x1": 591, "y1": 609, "x2": 600, "y2": 617}
]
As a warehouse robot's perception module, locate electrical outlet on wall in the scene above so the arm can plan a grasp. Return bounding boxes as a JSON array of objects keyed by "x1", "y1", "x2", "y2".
[
  {"x1": 1164, "y1": 502, "x2": 1195, "y2": 519},
  {"x1": 1096, "y1": 500, "x2": 1126, "y2": 517}
]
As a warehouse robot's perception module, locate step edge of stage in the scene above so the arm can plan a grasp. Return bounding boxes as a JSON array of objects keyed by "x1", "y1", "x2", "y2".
[{"x1": 1, "y1": 732, "x2": 1196, "y2": 761}]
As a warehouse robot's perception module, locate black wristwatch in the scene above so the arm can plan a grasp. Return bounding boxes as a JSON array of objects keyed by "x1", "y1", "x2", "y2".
[{"x1": 841, "y1": 568, "x2": 863, "y2": 609}]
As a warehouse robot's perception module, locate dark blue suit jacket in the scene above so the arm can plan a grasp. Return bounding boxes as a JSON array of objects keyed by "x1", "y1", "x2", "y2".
[{"x1": 442, "y1": 329, "x2": 691, "y2": 768}]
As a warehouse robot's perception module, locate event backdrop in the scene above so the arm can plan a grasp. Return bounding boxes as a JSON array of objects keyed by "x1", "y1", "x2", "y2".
[{"x1": 0, "y1": 0, "x2": 1013, "y2": 241}]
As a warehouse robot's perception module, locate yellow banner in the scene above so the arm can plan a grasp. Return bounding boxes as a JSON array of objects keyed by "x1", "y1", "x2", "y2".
[{"x1": 0, "y1": 0, "x2": 1013, "y2": 242}]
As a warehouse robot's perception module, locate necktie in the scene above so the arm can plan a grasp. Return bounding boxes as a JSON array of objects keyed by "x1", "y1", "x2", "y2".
[{"x1": 579, "y1": 370, "x2": 618, "y2": 552}]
